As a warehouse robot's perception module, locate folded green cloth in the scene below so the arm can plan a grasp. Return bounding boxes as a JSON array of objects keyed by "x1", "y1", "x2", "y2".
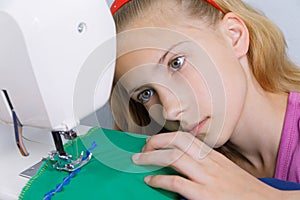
[{"x1": 19, "y1": 127, "x2": 178, "y2": 200}]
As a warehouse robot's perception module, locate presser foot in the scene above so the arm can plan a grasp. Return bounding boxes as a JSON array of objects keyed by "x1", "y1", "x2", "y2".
[{"x1": 47, "y1": 150, "x2": 92, "y2": 172}]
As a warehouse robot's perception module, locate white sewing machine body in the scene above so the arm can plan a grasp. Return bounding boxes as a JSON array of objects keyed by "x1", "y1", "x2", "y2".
[
  {"x1": 0, "y1": 0, "x2": 116, "y2": 198},
  {"x1": 0, "y1": 0, "x2": 115, "y2": 131}
]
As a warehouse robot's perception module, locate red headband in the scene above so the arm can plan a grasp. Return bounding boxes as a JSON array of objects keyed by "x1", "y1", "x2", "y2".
[{"x1": 111, "y1": 0, "x2": 223, "y2": 15}]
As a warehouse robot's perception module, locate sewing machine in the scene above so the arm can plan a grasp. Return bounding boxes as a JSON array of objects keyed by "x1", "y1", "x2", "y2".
[{"x1": 0, "y1": 0, "x2": 116, "y2": 199}]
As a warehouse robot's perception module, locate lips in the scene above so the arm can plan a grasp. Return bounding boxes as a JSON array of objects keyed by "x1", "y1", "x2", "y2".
[{"x1": 189, "y1": 117, "x2": 209, "y2": 136}]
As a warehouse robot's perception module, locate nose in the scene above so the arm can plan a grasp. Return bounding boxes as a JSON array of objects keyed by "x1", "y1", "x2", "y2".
[{"x1": 157, "y1": 87, "x2": 182, "y2": 121}]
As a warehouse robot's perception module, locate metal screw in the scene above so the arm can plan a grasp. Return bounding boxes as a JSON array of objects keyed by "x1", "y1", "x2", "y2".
[{"x1": 77, "y1": 22, "x2": 87, "y2": 34}]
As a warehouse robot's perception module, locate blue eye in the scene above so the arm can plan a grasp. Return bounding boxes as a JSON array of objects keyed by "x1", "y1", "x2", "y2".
[
  {"x1": 138, "y1": 89, "x2": 154, "y2": 103},
  {"x1": 170, "y1": 56, "x2": 185, "y2": 71}
]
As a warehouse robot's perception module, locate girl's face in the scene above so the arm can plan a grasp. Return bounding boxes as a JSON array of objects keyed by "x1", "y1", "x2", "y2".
[{"x1": 114, "y1": 10, "x2": 248, "y2": 147}]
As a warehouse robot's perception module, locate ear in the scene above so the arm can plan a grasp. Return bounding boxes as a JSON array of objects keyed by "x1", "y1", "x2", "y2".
[{"x1": 220, "y1": 12, "x2": 249, "y2": 59}]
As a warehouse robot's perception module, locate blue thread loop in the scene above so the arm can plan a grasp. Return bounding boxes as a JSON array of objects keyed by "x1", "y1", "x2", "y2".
[{"x1": 43, "y1": 142, "x2": 97, "y2": 199}]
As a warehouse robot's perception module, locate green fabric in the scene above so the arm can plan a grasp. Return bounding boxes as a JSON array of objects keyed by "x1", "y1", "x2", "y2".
[{"x1": 19, "y1": 127, "x2": 178, "y2": 200}]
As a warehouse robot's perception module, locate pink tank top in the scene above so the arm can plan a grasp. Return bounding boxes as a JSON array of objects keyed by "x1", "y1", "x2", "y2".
[{"x1": 274, "y1": 92, "x2": 300, "y2": 183}]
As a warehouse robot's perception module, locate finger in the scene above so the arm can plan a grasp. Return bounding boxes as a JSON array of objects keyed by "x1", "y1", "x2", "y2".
[
  {"x1": 143, "y1": 132, "x2": 193, "y2": 151},
  {"x1": 143, "y1": 132, "x2": 213, "y2": 161},
  {"x1": 132, "y1": 149, "x2": 208, "y2": 181},
  {"x1": 144, "y1": 175, "x2": 206, "y2": 200}
]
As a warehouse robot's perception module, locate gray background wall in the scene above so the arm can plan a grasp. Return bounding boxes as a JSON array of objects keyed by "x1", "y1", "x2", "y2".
[{"x1": 81, "y1": 0, "x2": 300, "y2": 129}]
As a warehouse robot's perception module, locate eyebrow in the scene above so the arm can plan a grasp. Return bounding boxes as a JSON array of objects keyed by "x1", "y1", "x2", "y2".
[
  {"x1": 128, "y1": 86, "x2": 140, "y2": 97},
  {"x1": 158, "y1": 40, "x2": 189, "y2": 64}
]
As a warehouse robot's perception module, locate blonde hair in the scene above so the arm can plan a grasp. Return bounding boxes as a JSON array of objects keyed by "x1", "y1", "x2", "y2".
[
  {"x1": 111, "y1": 0, "x2": 300, "y2": 166},
  {"x1": 114, "y1": 0, "x2": 300, "y2": 93},
  {"x1": 215, "y1": 0, "x2": 300, "y2": 92}
]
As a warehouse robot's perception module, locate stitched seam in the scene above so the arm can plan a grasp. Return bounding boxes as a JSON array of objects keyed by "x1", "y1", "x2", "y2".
[
  {"x1": 19, "y1": 163, "x2": 49, "y2": 200},
  {"x1": 19, "y1": 126, "x2": 100, "y2": 199},
  {"x1": 282, "y1": 96, "x2": 297, "y2": 180}
]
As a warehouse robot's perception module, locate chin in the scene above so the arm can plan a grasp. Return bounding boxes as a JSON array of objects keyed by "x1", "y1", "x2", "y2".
[{"x1": 197, "y1": 134, "x2": 227, "y2": 148}]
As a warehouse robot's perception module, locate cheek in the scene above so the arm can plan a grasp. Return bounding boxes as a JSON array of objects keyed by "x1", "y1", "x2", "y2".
[
  {"x1": 188, "y1": 56, "x2": 248, "y2": 147},
  {"x1": 183, "y1": 67, "x2": 213, "y2": 116},
  {"x1": 212, "y1": 63, "x2": 248, "y2": 147},
  {"x1": 195, "y1": 81, "x2": 212, "y2": 114}
]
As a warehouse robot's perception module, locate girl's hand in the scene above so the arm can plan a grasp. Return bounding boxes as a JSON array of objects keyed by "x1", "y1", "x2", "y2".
[{"x1": 132, "y1": 132, "x2": 283, "y2": 200}]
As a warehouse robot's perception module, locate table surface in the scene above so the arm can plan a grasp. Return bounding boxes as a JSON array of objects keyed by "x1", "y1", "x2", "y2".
[{"x1": 0, "y1": 123, "x2": 91, "y2": 200}]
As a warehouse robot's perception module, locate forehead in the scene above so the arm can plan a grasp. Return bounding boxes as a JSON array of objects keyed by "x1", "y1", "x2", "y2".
[
  {"x1": 117, "y1": 27, "x2": 191, "y2": 54},
  {"x1": 115, "y1": 11, "x2": 221, "y2": 62},
  {"x1": 115, "y1": 27, "x2": 189, "y2": 77},
  {"x1": 114, "y1": 25, "x2": 221, "y2": 80},
  {"x1": 115, "y1": 48, "x2": 161, "y2": 81}
]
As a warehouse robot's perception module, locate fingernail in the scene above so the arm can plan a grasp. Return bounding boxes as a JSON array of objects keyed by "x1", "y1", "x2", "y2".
[
  {"x1": 132, "y1": 153, "x2": 140, "y2": 161},
  {"x1": 146, "y1": 137, "x2": 150, "y2": 142},
  {"x1": 141, "y1": 146, "x2": 145, "y2": 152},
  {"x1": 144, "y1": 176, "x2": 151, "y2": 183}
]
